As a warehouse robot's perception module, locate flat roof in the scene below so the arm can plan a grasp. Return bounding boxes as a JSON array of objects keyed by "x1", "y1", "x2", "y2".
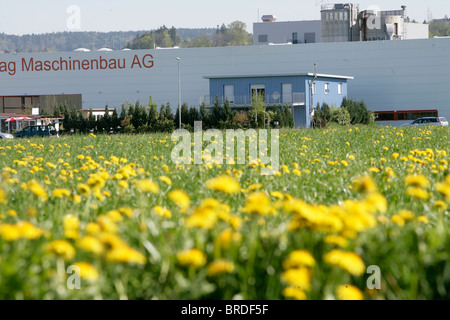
[{"x1": 204, "y1": 73, "x2": 354, "y2": 80}]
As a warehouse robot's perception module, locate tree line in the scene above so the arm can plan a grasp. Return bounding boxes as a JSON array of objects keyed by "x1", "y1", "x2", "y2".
[
  {"x1": 125, "y1": 21, "x2": 253, "y2": 49},
  {"x1": 58, "y1": 97, "x2": 294, "y2": 135}
]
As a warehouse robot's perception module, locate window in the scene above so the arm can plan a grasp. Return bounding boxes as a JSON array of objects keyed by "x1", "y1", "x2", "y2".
[
  {"x1": 292, "y1": 32, "x2": 298, "y2": 44},
  {"x1": 324, "y1": 83, "x2": 329, "y2": 94},
  {"x1": 304, "y1": 32, "x2": 316, "y2": 43},
  {"x1": 338, "y1": 83, "x2": 343, "y2": 95},
  {"x1": 224, "y1": 85, "x2": 234, "y2": 104},
  {"x1": 282, "y1": 83, "x2": 292, "y2": 103},
  {"x1": 251, "y1": 84, "x2": 265, "y2": 103},
  {"x1": 258, "y1": 35, "x2": 268, "y2": 43}
]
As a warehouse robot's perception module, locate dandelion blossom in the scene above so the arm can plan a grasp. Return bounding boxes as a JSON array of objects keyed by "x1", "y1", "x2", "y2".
[
  {"x1": 207, "y1": 260, "x2": 235, "y2": 276},
  {"x1": 336, "y1": 284, "x2": 364, "y2": 300},
  {"x1": 168, "y1": 190, "x2": 190, "y2": 209},
  {"x1": 206, "y1": 175, "x2": 241, "y2": 194},
  {"x1": 282, "y1": 250, "x2": 316, "y2": 269},
  {"x1": 323, "y1": 250, "x2": 365, "y2": 276},
  {"x1": 176, "y1": 249, "x2": 206, "y2": 268}
]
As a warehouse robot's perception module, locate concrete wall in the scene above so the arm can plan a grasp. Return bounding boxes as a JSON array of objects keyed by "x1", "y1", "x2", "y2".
[{"x1": 0, "y1": 38, "x2": 449, "y2": 121}]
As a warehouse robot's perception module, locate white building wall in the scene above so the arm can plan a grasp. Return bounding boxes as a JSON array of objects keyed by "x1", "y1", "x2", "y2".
[
  {"x1": 253, "y1": 20, "x2": 322, "y2": 44},
  {"x1": 0, "y1": 38, "x2": 449, "y2": 121},
  {"x1": 404, "y1": 22, "x2": 430, "y2": 40}
]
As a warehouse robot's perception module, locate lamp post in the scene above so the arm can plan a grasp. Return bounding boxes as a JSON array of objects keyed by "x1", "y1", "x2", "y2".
[{"x1": 176, "y1": 57, "x2": 181, "y2": 129}]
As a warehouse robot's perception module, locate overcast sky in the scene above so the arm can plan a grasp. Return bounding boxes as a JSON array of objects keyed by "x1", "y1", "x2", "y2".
[{"x1": 1, "y1": 0, "x2": 448, "y2": 35}]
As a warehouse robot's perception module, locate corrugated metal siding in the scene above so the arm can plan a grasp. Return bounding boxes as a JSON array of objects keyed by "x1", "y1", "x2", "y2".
[{"x1": 0, "y1": 38, "x2": 449, "y2": 120}]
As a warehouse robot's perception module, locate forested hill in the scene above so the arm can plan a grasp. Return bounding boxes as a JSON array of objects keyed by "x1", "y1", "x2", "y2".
[{"x1": 0, "y1": 28, "x2": 217, "y2": 53}]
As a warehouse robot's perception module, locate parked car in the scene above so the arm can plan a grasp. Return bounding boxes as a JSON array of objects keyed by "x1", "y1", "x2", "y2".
[
  {"x1": 0, "y1": 132, "x2": 14, "y2": 139},
  {"x1": 14, "y1": 125, "x2": 59, "y2": 138},
  {"x1": 402, "y1": 117, "x2": 448, "y2": 127}
]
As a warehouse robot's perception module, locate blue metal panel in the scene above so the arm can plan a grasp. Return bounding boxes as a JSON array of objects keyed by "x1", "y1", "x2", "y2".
[{"x1": 293, "y1": 106, "x2": 307, "y2": 128}]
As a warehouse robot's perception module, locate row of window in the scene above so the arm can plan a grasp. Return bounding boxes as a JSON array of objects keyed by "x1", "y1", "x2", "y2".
[
  {"x1": 257, "y1": 32, "x2": 317, "y2": 44},
  {"x1": 222, "y1": 82, "x2": 343, "y2": 101},
  {"x1": 313, "y1": 82, "x2": 343, "y2": 95},
  {"x1": 324, "y1": 11, "x2": 349, "y2": 22}
]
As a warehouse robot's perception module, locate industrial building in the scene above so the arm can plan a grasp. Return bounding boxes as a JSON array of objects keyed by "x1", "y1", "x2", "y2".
[
  {"x1": 1, "y1": 36, "x2": 449, "y2": 130},
  {"x1": 253, "y1": 3, "x2": 429, "y2": 45},
  {"x1": 0, "y1": 3, "x2": 449, "y2": 130}
]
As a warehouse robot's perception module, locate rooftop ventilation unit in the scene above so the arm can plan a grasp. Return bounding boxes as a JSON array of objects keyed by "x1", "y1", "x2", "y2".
[
  {"x1": 96, "y1": 48, "x2": 113, "y2": 52},
  {"x1": 261, "y1": 15, "x2": 277, "y2": 22}
]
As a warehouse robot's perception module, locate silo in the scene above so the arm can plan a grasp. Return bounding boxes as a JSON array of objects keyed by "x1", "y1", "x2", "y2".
[{"x1": 321, "y1": 3, "x2": 359, "y2": 43}]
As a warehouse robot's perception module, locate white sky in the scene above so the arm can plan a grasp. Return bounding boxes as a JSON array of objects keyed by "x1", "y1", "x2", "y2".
[{"x1": 1, "y1": 0, "x2": 448, "y2": 35}]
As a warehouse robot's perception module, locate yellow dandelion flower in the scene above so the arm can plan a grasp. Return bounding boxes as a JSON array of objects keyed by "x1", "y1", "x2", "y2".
[
  {"x1": 434, "y1": 200, "x2": 447, "y2": 210},
  {"x1": 241, "y1": 192, "x2": 276, "y2": 215},
  {"x1": 392, "y1": 153, "x2": 400, "y2": 160},
  {"x1": 364, "y1": 193, "x2": 387, "y2": 214},
  {"x1": 323, "y1": 250, "x2": 365, "y2": 276},
  {"x1": 218, "y1": 228, "x2": 242, "y2": 249},
  {"x1": 106, "y1": 246, "x2": 146, "y2": 265},
  {"x1": 7, "y1": 209, "x2": 17, "y2": 217},
  {"x1": 17, "y1": 221, "x2": 44, "y2": 240},
  {"x1": 27, "y1": 180, "x2": 48, "y2": 201},
  {"x1": 158, "y1": 175, "x2": 172, "y2": 186},
  {"x1": 206, "y1": 175, "x2": 241, "y2": 194},
  {"x1": 324, "y1": 235, "x2": 349, "y2": 248},
  {"x1": 281, "y1": 268, "x2": 312, "y2": 291},
  {"x1": 176, "y1": 248, "x2": 206, "y2": 268},
  {"x1": 282, "y1": 250, "x2": 316, "y2": 269},
  {"x1": 0, "y1": 187, "x2": 7, "y2": 204},
  {"x1": 398, "y1": 209, "x2": 414, "y2": 221},
  {"x1": 168, "y1": 190, "x2": 190, "y2": 209},
  {"x1": 96, "y1": 215, "x2": 118, "y2": 233},
  {"x1": 282, "y1": 287, "x2": 307, "y2": 300},
  {"x1": 406, "y1": 187, "x2": 429, "y2": 200},
  {"x1": 76, "y1": 235, "x2": 104, "y2": 255},
  {"x1": 27, "y1": 207, "x2": 37, "y2": 217},
  {"x1": 118, "y1": 207, "x2": 134, "y2": 218},
  {"x1": 46, "y1": 240, "x2": 76, "y2": 260},
  {"x1": 118, "y1": 180, "x2": 129, "y2": 189},
  {"x1": 152, "y1": 206, "x2": 172, "y2": 218},
  {"x1": 85, "y1": 222, "x2": 101, "y2": 234},
  {"x1": 52, "y1": 188, "x2": 71, "y2": 198},
  {"x1": 336, "y1": 284, "x2": 364, "y2": 300},
  {"x1": 136, "y1": 179, "x2": 160, "y2": 194},
  {"x1": 417, "y1": 216, "x2": 429, "y2": 224},
  {"x1": 404, "y1": 174, "x2": 430, "y2": 188},
  {"x1": 72, "y1": 262, "x2": 99, "y2": 282},
  {"x1": 436, "y1": 182, "x2": 450, "y2": 201},
  {"x1": 97, "y1": 233, "x2": 127, "y2": 250},
  {"x1": 106, "y1": 210, "x2": 123, "y2": 222},
  {"x1": 228, "y1": 215, "x2": 243, "y2": 230},
  {"x1": 353, "y1": 175, "x2": 377, "y2": 194},
  {"x1": 270, "y1": 191, "x2": 284, "y2": 200},
  {"x1": 0, "y1": 224, "x2": 21, "y2": 241},
  {"x1": 63, "y1": 214, "x2": 80, "y2": 240},
  {"x1": 391, "y1": 214, "x2": 405, "y2": 227},
  {"x1": 206, "y1": 259, "x2": 235, "y2": 276}
]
